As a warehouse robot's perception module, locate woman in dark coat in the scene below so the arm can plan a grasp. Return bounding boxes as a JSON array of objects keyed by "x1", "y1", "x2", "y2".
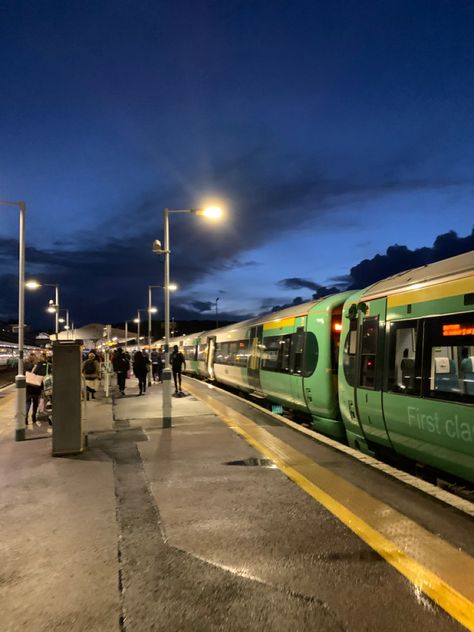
[{"x1": 133, "y1": 350, "x2": 149, "y2": 396}]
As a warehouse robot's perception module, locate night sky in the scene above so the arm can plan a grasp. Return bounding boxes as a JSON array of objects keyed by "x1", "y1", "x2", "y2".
[{"x1": 1, "y1": 1, "x2": 473, "y2": 330}]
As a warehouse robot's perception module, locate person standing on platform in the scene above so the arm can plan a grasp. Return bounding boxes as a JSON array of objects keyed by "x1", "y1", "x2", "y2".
[
  {"x1": 82, "y1": 352, "x2": 101, "y2": 400},
  {"x1": 133, "y1": 349, "x2": 150, "y2": 396},
  {"x1": 25, "y1": 352, "x2": 42, "y2": 426},
  {"x1": 170, "y1": 345, "x2": 186, "y2": 394},
  {"x1": 113, "y1": 347, "x2": 130, "y2": 396},
  {"x1": 150, "y1": 349, "x2": 159, "y2": 382}
]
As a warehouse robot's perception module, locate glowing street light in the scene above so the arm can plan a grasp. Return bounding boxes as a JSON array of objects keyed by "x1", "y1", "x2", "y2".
[
  {"x1": 27, "y1": 280, "x2": 60, "y2": 340},
  {"x1": 153, "y1": 205, "x2": 223, "y2": 428}
]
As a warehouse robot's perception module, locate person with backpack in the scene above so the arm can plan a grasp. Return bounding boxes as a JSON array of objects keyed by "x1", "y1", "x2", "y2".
[
  {"x1": 170, "y1": 345, "x2": 186, "y2": 394},
  {"x1": 82, "y1": 352, "x2": 101, "y2": 400},
  {"x1": 112, "y1": 347, "x2": 130, "y2": 396},
  {"x1": 133, "y1": 349, "x2": 150, "y2": 396}
]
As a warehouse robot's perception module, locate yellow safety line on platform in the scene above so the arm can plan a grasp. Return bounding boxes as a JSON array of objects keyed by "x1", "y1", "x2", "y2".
[{"x1": 186, "y1": 382, "x2": 474, "y2": 632}]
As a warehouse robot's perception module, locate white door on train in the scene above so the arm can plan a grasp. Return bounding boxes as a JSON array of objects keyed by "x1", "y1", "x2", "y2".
[{"x1": 207, "y1": 336, "x2": 216, "y2": 380}]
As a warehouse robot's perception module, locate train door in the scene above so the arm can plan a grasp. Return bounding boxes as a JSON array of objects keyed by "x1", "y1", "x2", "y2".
[
  {"x1": 290, "y1": 325, "x2": 306, "y2": 406},
  {"x1": 354, "y1": 298, "x2": 392, "y2": 447},
  {"x1": 247, "y1": 325, "x2": 264, "y2": 395},
  {"x1": 207, "y1": 336, "x2": 216, "y2": 380}
]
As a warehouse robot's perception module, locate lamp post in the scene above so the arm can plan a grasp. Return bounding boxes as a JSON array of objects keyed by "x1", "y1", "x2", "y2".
[
  {"x1": 0, "y1": 200, "x2": 26, "y2": 441},
  {"x1": 27, "y1": 280, "x2": 60, "y2": 340},
  {"x1": 215, "y1": 297, "x2": 220, "y2": 329},
  {"x1": 153, "y1": 206, "x2": 222, "y2": 428},
  {"x1": 58, "y1": 308, "x2": 70, "y2": 338}
]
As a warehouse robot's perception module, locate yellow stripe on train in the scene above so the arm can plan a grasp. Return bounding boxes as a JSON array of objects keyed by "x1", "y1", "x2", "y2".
[
  {"x1": 263, "y1": 316, "x2": 299, "y2": 331},
  {"x1": 387, "y1": 277, "x2": 474, "y2": 308}
]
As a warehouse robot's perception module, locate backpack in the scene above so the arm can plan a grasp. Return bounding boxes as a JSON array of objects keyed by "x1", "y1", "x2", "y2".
[{"x1": 84, "y1": 359, "x2": 97, "y2": 375}]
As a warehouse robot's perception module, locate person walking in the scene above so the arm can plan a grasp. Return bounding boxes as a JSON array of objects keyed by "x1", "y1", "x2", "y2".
[
  {"x1": 133, "y1": 350, "x2": 150, "y2": 396},
  {"x1": 82, "y1": 352, "x2": 101, "y2": 400},
  {"x1": 112, "y1": 347, "x2": 130, "y2": 396},
  {"x1": 170, "y1": 345, "x2": 186, "y2": 394}
]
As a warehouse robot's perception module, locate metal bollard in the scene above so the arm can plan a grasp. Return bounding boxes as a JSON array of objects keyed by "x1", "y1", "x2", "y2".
[
  {"x1": 15, "y1": 375, "x2": 26, "y2": 441},
  {"x1": 162, "y1": 367, "x2": 172, "y2": 428}
]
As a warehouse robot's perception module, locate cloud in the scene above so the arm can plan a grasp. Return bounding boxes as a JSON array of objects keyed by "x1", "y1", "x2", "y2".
[
  {"x1": 347, "y1": 227, "x2": 474, "y2": 289},
  {"x1": 278, "y1": 277, "x2": 322, "y2": 292}
]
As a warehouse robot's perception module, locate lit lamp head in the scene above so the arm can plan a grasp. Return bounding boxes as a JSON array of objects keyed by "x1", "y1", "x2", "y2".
[
  {"x1": 25, "y1": 280, "x2": 42, "y2": 290},
  {"x1": 195, "y1": 206, "x2": 223, "y2": 219},
  {"x1": 133, "y1": 318, "x2": 140, "y2": 324},
  {"x1": 149, "y1": 307, "x2": 158, "y2": 314},
  {"x1": 47, "y1": 300, "x2": 56, "y2": 314}
]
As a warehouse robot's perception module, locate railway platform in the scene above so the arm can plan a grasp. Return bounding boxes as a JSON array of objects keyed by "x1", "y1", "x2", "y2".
[{"x1": 0, "y1": 376, "x2": 473, "y2": 632}]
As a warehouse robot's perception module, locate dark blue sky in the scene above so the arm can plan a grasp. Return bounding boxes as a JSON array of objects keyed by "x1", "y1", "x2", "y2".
[{"x1": 1, "y1": 1, "x2": 473, "y2": 329}]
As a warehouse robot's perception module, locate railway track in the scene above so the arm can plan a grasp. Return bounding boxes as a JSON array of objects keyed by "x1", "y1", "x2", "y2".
[{"x1": 0, "y1": 369, "x2": 16, "y2": 389}]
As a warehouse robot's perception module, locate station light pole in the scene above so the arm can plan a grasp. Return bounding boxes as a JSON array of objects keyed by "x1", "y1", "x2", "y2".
[
  {"x1": 0, "y1": 200, "x2": 26, "y2": 441},
  {"x1": 153, "y1": 206, "x2": 223, "y2": 428},
  {"x1": 215, "y1": 297, "x2": 220, "y2": 329},
  {"x1": 27, "y1": 280, "x2": 60, "y2": 340}
]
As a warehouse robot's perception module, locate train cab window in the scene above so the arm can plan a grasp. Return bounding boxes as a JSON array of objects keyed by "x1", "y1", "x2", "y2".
[
  {"x1": 423, "y1": 314, "x2": 474, "y2": 403},
  {"x1": 303, "y1": 332, "x2": 318, "y2": 377},
  {"x1": 197, "y1": 344, "x2": 207, "y2": 362},
  {"x1": 343, "y1": 317, "x2": 358, "y2": 386},
  {"x1": 387, "y1": 321, "x2": 420, "y2": 395},
  {"x1": 359, "y1": 316, "x2": 378, "y2": 389}
]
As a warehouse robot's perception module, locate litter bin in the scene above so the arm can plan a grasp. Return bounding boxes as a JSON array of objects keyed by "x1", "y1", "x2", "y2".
[{"x1": 52, "y1": 341, "x2": 83, "y2": 456}]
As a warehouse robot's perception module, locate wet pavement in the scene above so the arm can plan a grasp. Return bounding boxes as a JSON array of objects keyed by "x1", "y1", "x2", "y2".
[{"x1": 0, "y1": 376, "x2": 472, "y2": 631}]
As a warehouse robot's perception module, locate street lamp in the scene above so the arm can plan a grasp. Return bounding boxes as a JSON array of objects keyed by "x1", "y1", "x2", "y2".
[
  {"x1": 215, "y1": 297, "x2": 220, "y2": 329},
  {"x1": 134, "y1": 307, "x2": 157, "y2": 350},
  {"x1": 27, "y1": 280, "x2": 60, "y2": 340},
  {"x1": 0, "y1": 199, "x2": 26, "y2": 441},
  {"x1": 153, "y1": 205, "x2": 223, "y2": 428}
]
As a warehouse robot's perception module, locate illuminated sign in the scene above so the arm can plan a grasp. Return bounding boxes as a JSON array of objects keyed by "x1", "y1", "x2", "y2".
[{"x1": 442, "y1": 324, "x2": 474, "y2": 337}]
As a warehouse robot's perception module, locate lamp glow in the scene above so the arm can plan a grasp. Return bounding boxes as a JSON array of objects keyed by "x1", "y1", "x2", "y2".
[
  {"x1": 200, "y1": 206, "x2": 222, "y2": 219},
  {"x1": 25, "y1": 280, "x2": 41, "y2": 290}
]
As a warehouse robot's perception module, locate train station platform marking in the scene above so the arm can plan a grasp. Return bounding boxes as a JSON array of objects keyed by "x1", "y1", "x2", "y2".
[{"x1": 186, "y1": 381, "x2": 474, "y2": 632}]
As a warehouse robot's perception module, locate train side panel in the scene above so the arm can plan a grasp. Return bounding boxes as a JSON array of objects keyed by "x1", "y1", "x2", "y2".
[{"x1": 382, "y1": 280, "x2": 474, "y2": 482}]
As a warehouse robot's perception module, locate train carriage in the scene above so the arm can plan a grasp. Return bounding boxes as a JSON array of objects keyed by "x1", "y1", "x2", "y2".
[
  {"x1": 339, "y1": 251, "x2": 474, "y2": 482},
  {"x1": 179, "y1": 251, "x2": 473, "y2": 482}
]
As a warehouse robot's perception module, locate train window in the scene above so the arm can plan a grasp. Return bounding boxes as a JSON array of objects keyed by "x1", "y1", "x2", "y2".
[
  {"x1": 387, "y1": 321, "x2": 420, "y2": 395},
  {"x1": 292, "y1": 327, "x2": 305, "y2": 375},
  {"x1": 261, "y1": 335, "x2": 292, "y2": 373},
  {"x1": 343, "y1": 318, "x2": 358, "y2": 386},
  {"x1": 303, "y1": 332, "x2": 318, "y2": 377},
  {"x1": 215, "y1": 342, "x2": 226, "y2": 364},
  {"x1": 281, "y1": 335, "x2": 291, "y2": 372},
  {"x1": 422, "y1": 313, "x2": 474, "y2": 403},
  {"x1": 359, "y1": 316, "x2": 378, "y2": 388},
  {"x1": 261, "y1": 336, "x2": 282, "y2": 371},
  {"x1": 235, "y1": 340, "x2": 250, "y2": 367},
  {"x1": 183, "y1": 345, "x2": 197, "y2": 361},
  {"x1": 197, "y1": 344, "x2": 207, "y2": 361}
]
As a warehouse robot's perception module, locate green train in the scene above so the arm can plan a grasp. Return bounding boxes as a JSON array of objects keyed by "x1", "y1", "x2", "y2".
[{"x1": 179, "y1": 251, "x2": 474, "y2": 483}]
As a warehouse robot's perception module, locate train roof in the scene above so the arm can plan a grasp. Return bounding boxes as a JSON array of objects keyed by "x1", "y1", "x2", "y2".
[
  {"x1": 200, "y1": 291, "x2": 352, "y2": 338},
  {"x1": 361, "y1": 250, "x2": 474, "y2": 301}
]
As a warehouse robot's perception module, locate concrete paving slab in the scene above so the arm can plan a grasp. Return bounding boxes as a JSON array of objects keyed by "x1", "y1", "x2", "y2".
[{"x1": 0, "y1": 436, "x2": 119, "y2": 632}]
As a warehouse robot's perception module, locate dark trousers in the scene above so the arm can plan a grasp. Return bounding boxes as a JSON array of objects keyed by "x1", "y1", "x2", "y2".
[
  {"x1": 137, "y1": 374, "x2": 147, "y2": 394},
  {"x1": 117, "y1": 372, "x2": 127, "y2": 392},
  {"x1": 152, "y1": 363, "x2": 163, "y2": 382},
  {"x1": 173, "y1": 369, "x2": 182, "y2": 391},
  {"x1": 26, "y1": 393, "x2": 40, "y2": 422}
]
